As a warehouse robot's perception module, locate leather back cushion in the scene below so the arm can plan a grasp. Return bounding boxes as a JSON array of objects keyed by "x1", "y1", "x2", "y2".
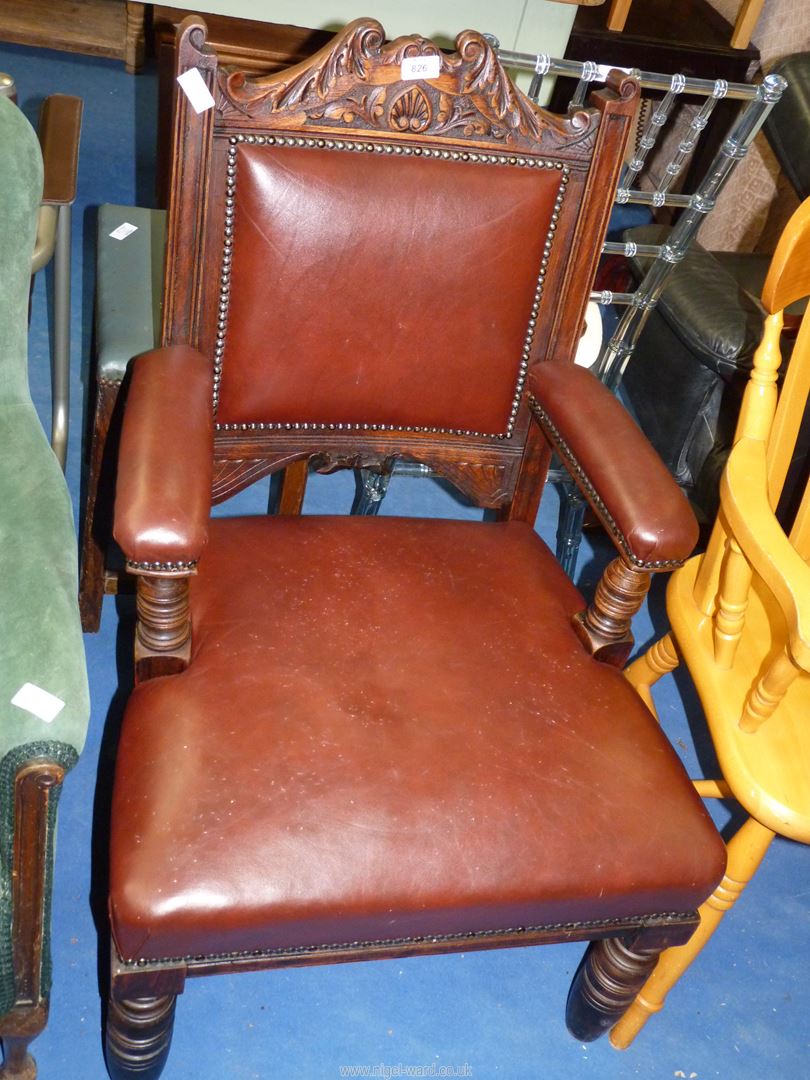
[
  {"x1": 767, "y1": 54, "x2": 810, "y2": 201},
  {"x1": 216, "y1": 143, "x2": 562, "y2": 435}
]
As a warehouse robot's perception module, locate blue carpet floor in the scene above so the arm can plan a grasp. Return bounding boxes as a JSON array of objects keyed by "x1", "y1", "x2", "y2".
[{"x1": 3, "y1": 35, "x2": 810, "y2": 1080}]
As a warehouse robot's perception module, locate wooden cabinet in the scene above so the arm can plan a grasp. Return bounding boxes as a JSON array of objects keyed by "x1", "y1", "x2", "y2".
[{"x1": 0, "y1": 0, "x2": 147, "y2": 72}]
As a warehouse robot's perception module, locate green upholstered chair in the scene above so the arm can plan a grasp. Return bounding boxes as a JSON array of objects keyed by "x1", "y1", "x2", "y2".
[{"x1": 0, "y1": 96, "x2": 90, "y2": 1078}]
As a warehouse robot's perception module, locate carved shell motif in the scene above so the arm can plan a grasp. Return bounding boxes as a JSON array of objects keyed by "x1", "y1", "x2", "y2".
[{"x1": 389, "y1": 86, "x2": 432, "y2": 133}]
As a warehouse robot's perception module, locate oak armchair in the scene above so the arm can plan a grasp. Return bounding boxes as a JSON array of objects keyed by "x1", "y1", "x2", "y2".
[{"x1": 104, "y1": 19, "x2": 726, "y2": 1078}]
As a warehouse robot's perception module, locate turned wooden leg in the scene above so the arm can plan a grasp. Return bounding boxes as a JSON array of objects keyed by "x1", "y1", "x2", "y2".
[
  {"x1": 624, "y1": 632, "x2": 679, "y2": 717},
  {"x1": 105, "y1": 994, "x2": 177, "y2": 1080},
  {"x1": 133, "y1": 575, "x2": 191, "y2": 682},
  {"x1": 572, "y1": 557, "x2": 651, "y2": 667},
  {"x1": 610, "y1": 816, "x2": 775, "y2": 1048},
  {"x1": 566, "y1": 933, "x2": 665, "y2": 1041},
  {"x1": 0, "y1": 1037, "x2": 37, "y2": 1079}
]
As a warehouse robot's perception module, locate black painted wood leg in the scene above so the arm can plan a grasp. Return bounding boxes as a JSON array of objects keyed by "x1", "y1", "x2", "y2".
[
  {"x1": 105, "y1": 993, "x2": 177, "y2": 1079},
  {"x1": 566, "y1": 935, "x2": 663, "y2": 1042},
  {"x1": 0, "y1": 1037, "x2": 37, "y2": 1079}
]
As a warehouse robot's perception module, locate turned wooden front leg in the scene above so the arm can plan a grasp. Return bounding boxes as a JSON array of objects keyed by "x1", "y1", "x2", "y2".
[
  {"x1": 106, "y1": 994, "x2": 177, "y2": 1080},
  {"x1": 134, "y1": 575, "x2": 191, "y2": 682},
  {"x1": 573, "y1": 557, "x2": 651, "y2": 667},
  {"x1": 566, "y1": 934, "x2": 667, "y2": 1042},
  {"x1": 107, "y1": 951, "x2": 186, "y2": 1080}
]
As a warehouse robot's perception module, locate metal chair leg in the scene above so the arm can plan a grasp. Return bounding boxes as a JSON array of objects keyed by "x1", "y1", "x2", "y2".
[
  {"x1": 352, "y1": 469, "x2": 392, "y2": 516},
  {"x1": 51, "y1": 203, "x2": 72, "y2": 472},
  {"x1": 556, "y1": 480, "x2": 587, "y2": 578}
]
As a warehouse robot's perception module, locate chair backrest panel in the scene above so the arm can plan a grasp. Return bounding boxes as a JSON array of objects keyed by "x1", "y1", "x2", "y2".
[
  {"x1": 164, "y1": 17, "x2": 637, "y2": 511},
  {"x1": 217, "y1": 141, "x2": 563, "y2": 434}
]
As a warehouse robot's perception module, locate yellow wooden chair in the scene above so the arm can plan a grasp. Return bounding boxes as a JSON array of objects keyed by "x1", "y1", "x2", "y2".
[{"x1": 610, "y1": 194, "x2": 810, "y2": 1047}]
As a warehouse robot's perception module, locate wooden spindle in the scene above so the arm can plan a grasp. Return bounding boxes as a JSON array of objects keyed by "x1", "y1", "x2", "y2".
[
  {"x1": 625, "y1": 632, "x2": 679, "y2": 717},
  {"x1": 713, "y1": 538, "x2": 752, "y2": 668},
  {"x1": 741, "y1": 647, "x2": 802, "y2": 732},
  {"x1": 135, "y1": 575, "x2": 191, "y2": 680}
]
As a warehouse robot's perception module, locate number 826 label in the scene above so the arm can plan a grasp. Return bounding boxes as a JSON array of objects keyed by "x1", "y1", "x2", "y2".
[{"x1": 401, "y1": 55, "x2": 442, "y2": 81}]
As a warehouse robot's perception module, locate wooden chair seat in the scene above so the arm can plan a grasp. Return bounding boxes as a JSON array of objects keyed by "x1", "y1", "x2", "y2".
[{"x1": 109, "y1": 515, "x2": 724, "y2": 965}]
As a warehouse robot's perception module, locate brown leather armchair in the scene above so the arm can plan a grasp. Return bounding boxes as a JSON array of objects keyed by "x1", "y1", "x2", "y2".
[{"x1": 103, "y1": 19, "x2": 726, "y2": 1078}]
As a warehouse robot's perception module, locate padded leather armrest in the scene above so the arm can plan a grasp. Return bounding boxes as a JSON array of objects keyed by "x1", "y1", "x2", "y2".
[
  {"x1": 528, "y1": 362, "x2": 698, "y2": 568},
  {"x1": 114, "y1": 346, "x2": 213, "y2": 571},
  {"x1": 38, "y1": 94, "x2": 82, "y2": 205}
]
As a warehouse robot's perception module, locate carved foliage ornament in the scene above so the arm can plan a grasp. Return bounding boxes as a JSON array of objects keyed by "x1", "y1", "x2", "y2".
[{"x1": 215, "y1": 18, "x2": 596, "y2": 150}]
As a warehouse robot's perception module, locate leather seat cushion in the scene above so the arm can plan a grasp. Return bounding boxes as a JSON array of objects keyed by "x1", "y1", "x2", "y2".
[{"x1": 109, "y1": 516, "x2": 725, "y2": 963}]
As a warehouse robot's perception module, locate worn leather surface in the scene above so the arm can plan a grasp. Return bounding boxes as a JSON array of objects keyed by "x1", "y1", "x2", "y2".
[
  {"x1": 38, "y1": 94, "x2": 82, "y2": 205},
  {"x1": 109, "y1": 515, "x2": 725, "y2": 962},
  {"x1": 766, "y1": 54, "x2": 810, "y2": 201},
  {"x1": 529, "y1": 362, "x2": 699, "y2": 564},
  {"x1": 113, "y1": 346, "x2": 213, "y2": 565},
  {"x1": 217, "y1": 144, "x2": 560, "y2": 433},
  {"x1": 626, "y1": 226, "x2": 764, "y2": 379}
]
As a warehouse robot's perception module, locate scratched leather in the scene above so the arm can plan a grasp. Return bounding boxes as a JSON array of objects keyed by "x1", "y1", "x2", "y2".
[
  {"x1": 215, "y1": 144, "x2": 560, "y2": 434},
  {"x1": 530, "y1": 362, "x2": 699, "y2": 566},
  {"x1": 110, "y1": 516, "x2": 725, "y2": 962}
]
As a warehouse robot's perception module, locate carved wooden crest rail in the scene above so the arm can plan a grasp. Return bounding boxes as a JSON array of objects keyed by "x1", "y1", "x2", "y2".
[{"x1": 210, "y1": 19, "x2": 600, "y2": 155}]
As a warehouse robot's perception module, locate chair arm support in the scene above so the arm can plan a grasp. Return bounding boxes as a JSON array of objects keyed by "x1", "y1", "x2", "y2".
[
  {"x1": 114, "y1": 346, "x2": 213, "y2": 573},
  {"x1": 38, "y1": 95, "x2": 82, "y2": 206},
  {"x1": 31, "y1": 205, "x2": 58, "y2": 274},
  {"x1": 527, "y1": 362, "x2": 699, "y2": 570},
  {"x1": 721, "y1": 437, "x2": 810, "y2": 670}
]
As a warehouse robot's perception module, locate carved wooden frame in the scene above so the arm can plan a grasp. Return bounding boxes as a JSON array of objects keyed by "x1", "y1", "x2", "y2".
[
  {"x1": 160, "y1": 16, "x2": 637, "y2": 521},
  {"x1": 107, "y1": 913, "x2": 699, "y2": 1074}
]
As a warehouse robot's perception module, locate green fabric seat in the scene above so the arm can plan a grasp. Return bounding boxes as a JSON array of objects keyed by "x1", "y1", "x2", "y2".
[
  {"x1": 96, "y1": 204, "x2": 165, "y2": 382},
  {"x1": 0, "y1": 94, "x2": 89, "y2": 1039}
]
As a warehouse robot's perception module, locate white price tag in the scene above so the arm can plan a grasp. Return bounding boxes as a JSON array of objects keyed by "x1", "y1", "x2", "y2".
[
  {"x1": 177, "y1": 67, "x2": 216, "y2": 114},
  {"x1": 401, "y1": 55, "x2": 441, "y2": 81},
  {"x1": 574, "y1": 301, "x2": 603, "y2": 369},
  {"x1": 109, "y1": 222, "x2": 138, "y2": 241},
  {"x1": 12, "y1": 683, "x2": 65, "y2": 724}
]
